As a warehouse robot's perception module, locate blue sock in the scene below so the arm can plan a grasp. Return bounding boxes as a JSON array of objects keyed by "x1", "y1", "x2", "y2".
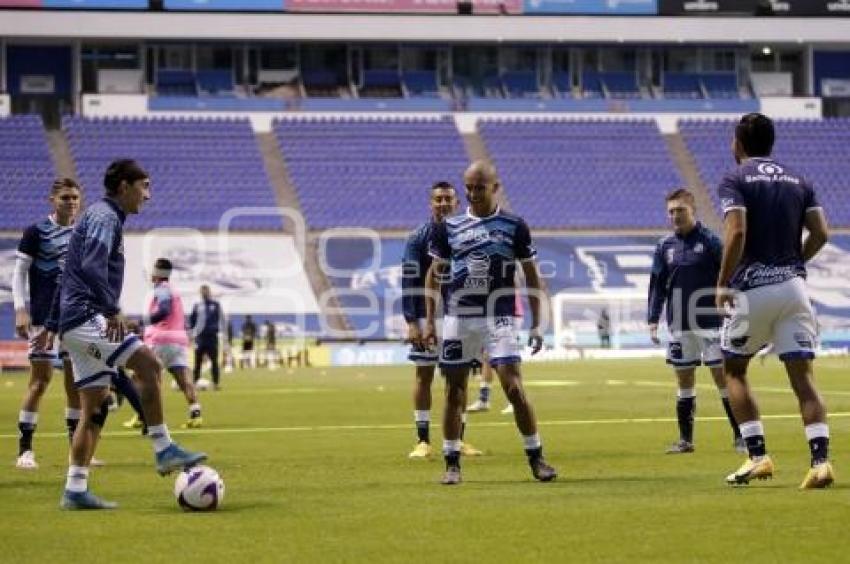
[
  {"x1": 479, "y1": 385, "x2": 490, "y2": 404},
  {"x1": 112, "y1": 370, "x2": 145, "y2": 426}
]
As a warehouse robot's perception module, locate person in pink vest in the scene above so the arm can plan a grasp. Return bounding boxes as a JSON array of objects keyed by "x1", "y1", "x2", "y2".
[{"x1": 124, "y1": 258, "x2": 202, "y2": 430}]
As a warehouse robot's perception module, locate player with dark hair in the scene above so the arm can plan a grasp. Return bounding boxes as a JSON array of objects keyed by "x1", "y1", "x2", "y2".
[
  {"x1": 124, "y1": 257, "x2": 202, "y2": 429},
  {"x1": 422, "y1": 162, "x2": 556, "y2": 485},
  {"x1": 403, "y1": 181, "x2": 481, "y2": 459},
  {"x1": 37, "y1": 159, "x2": 206, "y2": 509},
  {"x1": 648, "y1": 188, "x2": 743, "y2": 455},
  {"x1": 717, "y1": 113, "x2": 833, "y2": 488},
  {"x1": 189, "y1": 284, "x2": 226, "y2": 390},
  {"x1": 12, "y1": 179, "x2": 82, "y2": 469}
]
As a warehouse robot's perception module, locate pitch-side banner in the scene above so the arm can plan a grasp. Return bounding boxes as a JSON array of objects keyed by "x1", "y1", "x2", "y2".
[
  {"x1": 0, "y1": 0, "x2": 149, "y2": 7},
  {"x1": 285, "y1": 0, "x2": 523, "y2": 13},
  {"x1": 659, "y1": 0, "x2": 850, "y2": 16},
  {"x1": 121, "y1": 232, "x2": 320, "y2": 317},
  {"x1": 523, "y1": 0, "x2": 656, "y2": 14},
  {"x1": 164, "y1": 0, "x2": 284, "y2": 9}
]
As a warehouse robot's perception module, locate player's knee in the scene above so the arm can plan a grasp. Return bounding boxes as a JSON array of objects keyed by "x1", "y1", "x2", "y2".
[
  {"x1": 90, "y1": 401, "x2": 109, "y2": 428},
  {"x1": 29, "y1": 378, "x2": 49, "y2": 397},
  {"x1": 503, "y1": 380, "x2": 525, "y2": 405}
]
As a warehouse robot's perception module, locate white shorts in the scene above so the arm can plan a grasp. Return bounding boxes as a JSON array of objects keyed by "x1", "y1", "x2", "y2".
[
  {"x1": 720, "y1": 277, "x2": 817, "y2": 361},
  {"x1": 439, "y1": 315, "x2": 521, "y2": 368},
  {"x1": 407, "y1": 318, "x2": 438, "y2": 367},
  {"x1": 28, "y1": 325, "x2": 67, "y2": 363},
  {"x1": 61, "y1": 315, "x2": 145, "y2": 389},
  {"x1": 152, "y1": 343, "x2": 189, "y2": 370},
  {"x1": 666, "y1": 329, "x2": 722, "y2": 369}
]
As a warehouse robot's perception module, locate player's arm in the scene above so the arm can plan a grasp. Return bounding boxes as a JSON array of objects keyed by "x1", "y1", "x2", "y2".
[
  {"x1": 716, "y1": 173, "x2": 747, "y2": 310},
  {"x1": 12, "y1": 254, "x2": 33, "y2": 339},
  {"x1": 423, "y1": 259, "x2": 446, "y2": 349},
  {"x1": 520, "y1": 258, "x2": 545, "y2": 354},
  {"x1": 143, "y1": 287, "x2": 173, "y2": 325},
  {"x1": 802, "y1": 183, "x2": 828, "y2": 262},
  {"x1": 647, "y1": 242, "x2": 668, "y2": 344},
  {"x1": 12, "y1": 226, "x2": 38, "y2": 338},
  {"x1": 803, "y1": 209, "x2": 829, "y2": 262},
  {"x1": 400, "y1": 232, "x2": 422, "y2": 343},
  {"x1": 81, "y1": 216, "x2": 125, "y2": 341}
]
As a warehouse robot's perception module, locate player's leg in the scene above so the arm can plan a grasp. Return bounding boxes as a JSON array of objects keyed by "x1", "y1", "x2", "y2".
[
  {"x1": 209, "y1": 340, "x2": 221, "y2": 390},
  {"x1": 702, "y1": 332, "x2": 743, "y2": 450},
  {"x1": 61, "y1": 356, "x2": 81, "y2": 441},
  {"x1": 193, "y1": 341, "x2": 206, "y2": 383},
  {"x1": 772, "y1": 279, "x2": 832, "y2": 488},
  {"x1": 441, "y1": 366, "x2": 469, "y2": 484},
  {"x1": 489, "y1": 317, "x2": 555, "y2": 481},
  {"x1": 666, "y1": 366, "x2": 696, "y2": 454},
  {"x1": 16, "y1": 357, "x2": 52, "y2": 469},
  {"x1": 409, "y1": 363, "x2": 435, "y2": 458},
  {"x1": 61, "y1": 383, "x2": 117, "y2": 509},
  {"x1": 171, "y1": 365, "x2": 202, "y2": 428},
  {"x1": 467, "y1": 352, "x2": 492, "y2": 412},
  {"x1": 123, "y1": 344, "x2": 207, "y2": 475}
]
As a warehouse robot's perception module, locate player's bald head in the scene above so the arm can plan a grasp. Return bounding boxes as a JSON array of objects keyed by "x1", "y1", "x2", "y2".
[{"x1": 464, "y1": 160, "x2": 498, "y2": 185}]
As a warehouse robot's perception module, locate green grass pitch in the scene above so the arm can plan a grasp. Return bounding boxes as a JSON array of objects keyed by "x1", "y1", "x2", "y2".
[{"x1": 1, "y1": 357, "x2": 849, "y2": 563}]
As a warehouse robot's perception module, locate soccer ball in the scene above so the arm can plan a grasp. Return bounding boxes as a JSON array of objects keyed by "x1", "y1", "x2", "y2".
[
  {"x1": 174, "y1": 465, "x2": 225, "y2": 511},
  {"x1": 195, "y1": 377, "x2": 211, "y2": 391}
]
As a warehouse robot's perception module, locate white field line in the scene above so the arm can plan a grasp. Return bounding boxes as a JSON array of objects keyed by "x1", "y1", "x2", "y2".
[{"x1": 4, "y1": 412, "x2": 850, "y2": 440}]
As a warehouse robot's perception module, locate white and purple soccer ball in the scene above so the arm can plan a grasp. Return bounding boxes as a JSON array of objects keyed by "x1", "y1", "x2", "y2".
[{"x1": 174, "y1": 465, "x2": 225, "y2": 511}]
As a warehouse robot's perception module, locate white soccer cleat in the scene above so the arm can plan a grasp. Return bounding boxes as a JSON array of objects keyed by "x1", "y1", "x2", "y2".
[
  {"x1": 466, "y1": 400, "x2": 490, "y2": 413},
  {"x1": 15, "y1": 450, "x2": 38, "y2": 470},
  {"x1": 500, "y1": 404, "x2": 515, "y2": 415}
]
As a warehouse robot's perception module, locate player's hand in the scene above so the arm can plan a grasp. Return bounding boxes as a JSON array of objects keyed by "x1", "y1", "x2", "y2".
[
  {"x1": 528, "y1": 327, "x2": 543, "y2": 355},
  {"x1": 14, "y1": 309, "x2": 31, "y2": 339},
  {"x1": 423, "y1": 319, "x2": 437, "y2": 349},
  {"x1": 716, "y1": 286, "x2": 735, "y2": 315},
  {"x1": 29, "y1": 327, "x2": 54, "y2": 354},
  {"x1": 406, "y1": 321, "x2": 422, "y2": 348},
  {"x1": 105, "y1": 314, "x2": 127, "y2": 343},
  {"x1": 649, "y1": 323, "x2": 660, "y2": 345}
]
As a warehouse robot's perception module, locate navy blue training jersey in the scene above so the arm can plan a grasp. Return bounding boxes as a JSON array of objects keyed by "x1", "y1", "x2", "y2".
[
  {"x1": 429, "y1": 208, "x2": 535, "y2": 318},
  {"x1": 189, "y1": 299, "x2": 224, "y2": 341},
  {"x1": 46, "y1": 198, "x2": 126, "y2": 334},
  {"x1": 718, "y1": 157, "x2": 820, "y2": 291},
  {"x1": 401, "y1": 220, "x2": 440, "y2": 323},
  {"x1": 16, "y1": 217, "x2": 73, "y2": 326},
  {"x1": 648, "y1": 222, "x2": 723, "y2": 332}
]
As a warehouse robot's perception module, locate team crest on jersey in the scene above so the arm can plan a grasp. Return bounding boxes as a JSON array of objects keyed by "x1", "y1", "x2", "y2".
[
  {"x1": 693, "y1": 243, "x2": 704, "y2": 254},
  {"x1": 463, "y1": 250, "x2": 492, "y2": 289},
  {"x1": 87, "y1": 344, "x2": 102, "y2": 360},
  {"x1": 666, "y1": 248, "x2": 675, "y2": 265},
  {"x1": 757, "y1": 162, "x2": 784, "y2": 175}
]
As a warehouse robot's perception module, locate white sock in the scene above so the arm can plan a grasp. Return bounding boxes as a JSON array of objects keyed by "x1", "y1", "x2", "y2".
[
  {"x1": 65, "y1": 465, "x2": 89, "y2": 493},
  {"x1": 739, "y1": 420, "x2": 765, "y2": 439},
  {"x1": 19, "y1": 410, "x2": 38, "y2": 425},
  {"x1": 189, "y1": 403, "x2": 201, "y2": 415},
  {"x1": 461, "y1": 412, "x2": 468, "y2": 425},
  {"x1": 414, "y1": 410, "x2": 430, "y2": 423},
  {"x1": 677, "y1": 388, "x2": 696, "y2": 399},
  {"x1": 718, "y1": 388, "x2": 729, "y2": 399},
  {"x1": 65, "y1": 408, "x2": 81, "y2": 420},
  {"x1": 442, "y1": 439, "x2": 462, "y2": 455},
  {"x1": 804, "y1": 422, "x2": 829, "y2": 441},
  {"x1": 147, "y1": 424, "x2": 173, "y2": 453},
  {"x1": 480, "y1": 381, "x2": 490, "y2": 390},
  {"x1": 522, "y1": 433, "x2": 542, "y2": 450}
]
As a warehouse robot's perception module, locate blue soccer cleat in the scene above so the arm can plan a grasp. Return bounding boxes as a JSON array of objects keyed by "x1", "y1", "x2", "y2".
[
  {"x1": 60, "y1": 490, "x2": 118, "y2": 510},
  {"x1": 156, "y1": 443, "x2": 207, "y2": 476}
]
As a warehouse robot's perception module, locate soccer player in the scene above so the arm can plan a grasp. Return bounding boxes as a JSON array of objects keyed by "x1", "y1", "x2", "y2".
[
  {"x1": 12, "y1": 179, "x2": 82, "y2": 469},
  {"x1": 240, "y1": 314, "x2": 257, "y2": 369},
  {"x1": 134, "y1": 258, "x2": 202, "y2": 429},
  {"x1": 189, "y1": 285, "x2": 226, "y2": 390},
  {"x1": 422, "y1": 161, "x2": 556, "y2": 485},
  {"x1": 648, "y1": 188, "x2": 743, "y2": 455},
  {"x1": 403, "y1": 181, "x2": 481, "y2": 459},
  {"x1": 717, "y1": 113, "x2": 833, "y2": 488},
  {"x1": 261, "y1": 319, "x2": 281, "y2": 369},
  {"x1": 38, "y1": 159, "x2": 206, "y2": 509}
]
